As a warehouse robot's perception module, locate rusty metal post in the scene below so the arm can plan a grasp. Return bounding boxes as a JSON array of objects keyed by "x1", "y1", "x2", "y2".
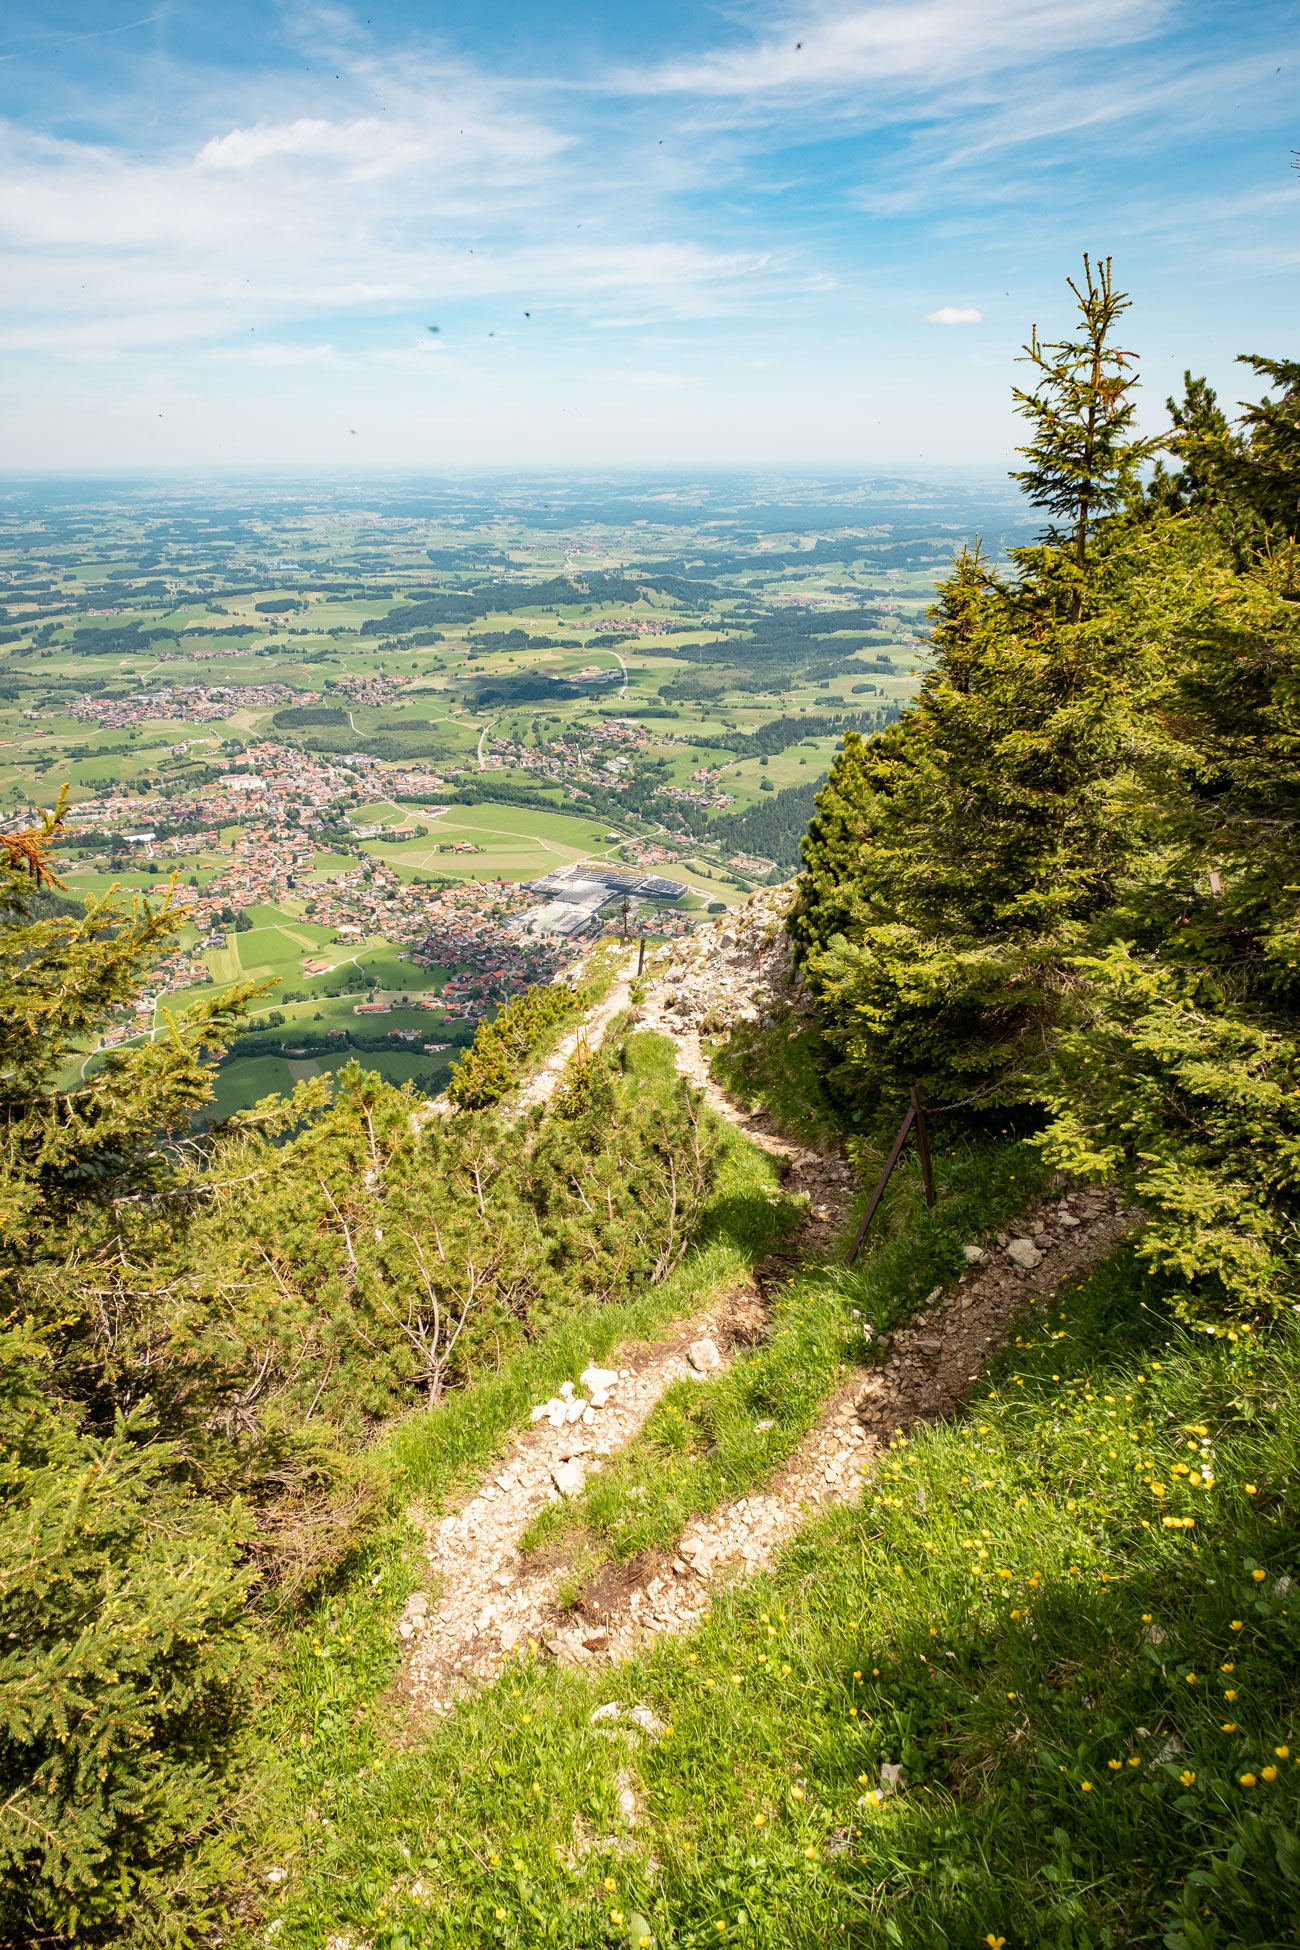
[
  {"x1": 636, "y1": 934, "x2": 646, "y2": 977},
  {"x1": 846, "y1": 1102, "x2": 916, "y2": 1264},
  {"x1": 910, "y1": 1085, "x2": 935, "y2": 1207}
]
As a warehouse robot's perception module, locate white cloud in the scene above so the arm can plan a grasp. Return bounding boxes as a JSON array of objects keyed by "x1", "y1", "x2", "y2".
[
  {"x1": 207, "y1": 341, "x2": 339, "y2": 365},
  {"x1": 927, "y1": 305, "x2": 984, "y2": 324},
  {"x1": 618, "y1": 0, "x2": 1169, "y2": 99}
]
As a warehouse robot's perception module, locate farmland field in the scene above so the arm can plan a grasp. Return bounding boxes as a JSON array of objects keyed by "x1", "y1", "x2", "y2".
[{"x1": 5, "y1": 469, "x2": 1030, "y2": 1122}]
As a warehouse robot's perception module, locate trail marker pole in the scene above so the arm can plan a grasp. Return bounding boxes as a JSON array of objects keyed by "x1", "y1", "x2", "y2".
[{"x1": 636, "y1": 934, "x2": 646, "y2": 977}]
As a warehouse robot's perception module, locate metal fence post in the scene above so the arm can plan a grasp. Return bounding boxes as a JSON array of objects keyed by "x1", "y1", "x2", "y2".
[{"x1": 910, "y1": 1085, "x2": 935, "y2": 1207}]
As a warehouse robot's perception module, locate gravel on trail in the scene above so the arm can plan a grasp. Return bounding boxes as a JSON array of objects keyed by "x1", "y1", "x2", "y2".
[{"x1": 401, "y1": 891, "x2": 1134, "y2": 1716}]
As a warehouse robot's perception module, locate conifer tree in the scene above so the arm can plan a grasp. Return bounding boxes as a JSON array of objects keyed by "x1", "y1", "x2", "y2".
[
  {"x1": 1011, "y1": 254, "x2": 1160, "y2": 620},
  {"x1": 792, "y1": 260, "x2": 1164, "y2": 1113},
  {"x1": 0, "y1": 805, "x2": 258, "y2": 1947}
]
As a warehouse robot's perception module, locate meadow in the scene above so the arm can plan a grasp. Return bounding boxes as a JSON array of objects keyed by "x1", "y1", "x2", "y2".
[{"x1": 237, "y1": 1022, "x2": 1299, "y2": 1950}]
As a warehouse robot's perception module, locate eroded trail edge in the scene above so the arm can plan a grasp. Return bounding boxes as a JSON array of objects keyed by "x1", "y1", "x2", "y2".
[{"x1": 403, "y1": 897, "x2": 1133, "y2": 1711}]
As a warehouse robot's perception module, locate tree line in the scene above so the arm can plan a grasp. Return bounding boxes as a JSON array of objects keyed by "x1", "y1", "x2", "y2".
[{"x1": 793, "y1": 256, "x2": 1300, "y2": 1329}]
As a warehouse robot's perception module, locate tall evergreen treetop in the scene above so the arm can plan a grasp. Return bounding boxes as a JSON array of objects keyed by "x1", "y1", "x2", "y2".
[{"x1": 1011, "y1": 254, "x2": 1160, "y2": 619}]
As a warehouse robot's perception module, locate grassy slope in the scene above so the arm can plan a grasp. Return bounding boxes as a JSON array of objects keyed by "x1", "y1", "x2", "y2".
[
  {"x1": 251, "y1": 1257, "x2": 1300, "y2": 1950},
  {"x1": 240, "y1": 1027, "x2": 1300, "y2": 1950},
  {"x1": 518, "y1": 1130, "x2": 1046, "y2": 1575}
]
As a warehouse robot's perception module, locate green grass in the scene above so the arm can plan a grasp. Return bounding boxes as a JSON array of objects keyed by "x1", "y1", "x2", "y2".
[
  {"x1": 517, "y1": 1134, "x2": 1047, "y2": 1574},
  {"x1": 206, "y1": 1053, "x2": 296, "y2": 1116},
  {"x1": 709, "y1": 1014, "x2": 845, "y2": 1151},
  {"x1": 245, "y1": 1244, "x2": 1300, "y2": 1950}
]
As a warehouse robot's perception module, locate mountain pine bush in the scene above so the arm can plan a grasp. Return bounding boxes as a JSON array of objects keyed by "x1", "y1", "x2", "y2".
[{"x1": 0, "y1": 803, "x2": 721, "y2": 1940}]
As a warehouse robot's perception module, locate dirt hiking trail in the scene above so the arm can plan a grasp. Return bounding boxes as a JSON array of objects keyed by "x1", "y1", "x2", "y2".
[{"x1": 403, "y1": 893, "x2": 1134, "y2": 1715}]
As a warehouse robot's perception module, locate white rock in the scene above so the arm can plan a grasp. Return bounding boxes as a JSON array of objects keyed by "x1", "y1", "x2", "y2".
[
  {"x1": 879, "y1": 1762, "x2": 906, "y2": 1795},
  {"x1": 551, "y1": 1459, "x2": 587, "y2": 1497},
  {"x1": 962, "y1": 1244, "x2": 986, "y2": 1264},
  {"x1": 590, "y1": 1702, "x2": 622, "y2": 1723},
  {"x1": 688, "y1": 1338, "x2": 722, "y2": 1373},
  {"x1": 581, "y1": 1405, "x2": 595, "y2": 1425},
  {"x1": 565, "y1": 1399, "x2": 587, "y2": 1424},
  {"x1": 529, "y1": 1405, "x2": 550, "y2": 1423},
  {"x1": 580, "y1": 1367, "x2": 619, "y2": 1391},
  {"x1": 499, "y1": 1620, "x2": 522, "y2": 1651},
  {"x1": 629, "y1": 1704, "x2": 667, "y2": 1739},
  {"x1": 1005, "y1": 1238, "x2": 1043, "y2": 1270},
  {"x1": 560, "y1": 1380, "x2": 576, "y2": 1400}
]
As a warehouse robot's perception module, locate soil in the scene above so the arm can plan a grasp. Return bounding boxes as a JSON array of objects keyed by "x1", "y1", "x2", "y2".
[{"x1": 400, "y1": 901, "x2": 1135, "y2": 1718}]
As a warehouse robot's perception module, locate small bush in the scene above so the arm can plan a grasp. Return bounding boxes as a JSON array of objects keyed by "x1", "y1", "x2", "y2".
[{"x1": 445, "y1": 981, "x2": 586, "y2": 1109}]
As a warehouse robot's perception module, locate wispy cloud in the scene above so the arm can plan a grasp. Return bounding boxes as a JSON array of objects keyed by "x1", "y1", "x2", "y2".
[
  {"x1": 615, "y1": 0, "x2": 1170, "y2": 99},
  {"x1": 0, "y1": 0, "x2": 1294, "y2": 467}
]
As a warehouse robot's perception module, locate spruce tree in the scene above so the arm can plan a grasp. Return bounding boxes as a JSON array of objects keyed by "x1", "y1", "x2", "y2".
[
  {"x1": 792, "y1": 261, "x2": 1163, "y2": 1113},
  {"x1": 1011, "y1": 254, "x2": 1160, "y2": 621}
]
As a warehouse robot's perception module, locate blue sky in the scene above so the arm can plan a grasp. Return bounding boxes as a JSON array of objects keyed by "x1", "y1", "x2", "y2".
[{"x1": 0, "y1": 1, "x2": 1295, "y2": 470}]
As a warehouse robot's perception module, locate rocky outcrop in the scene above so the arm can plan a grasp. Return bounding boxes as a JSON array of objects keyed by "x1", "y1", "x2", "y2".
[{"x1": 643, "y1": 884, "x2": 800, "y2": 1037}]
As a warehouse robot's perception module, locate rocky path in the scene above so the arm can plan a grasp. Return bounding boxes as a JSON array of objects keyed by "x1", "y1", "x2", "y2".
[
  {"x1": 405, "y1": 1284, "x2": 765, "y2": 1717},
  {"x1": 510, "y1": 956, "x2": 635, "y2": 1116},
  {"x1": 571, "y1": 1186, "x2": 1131, "y2": 1660},
  {"x1": 401, "y1": 896, "x2": 1134, "y2": 1711}
]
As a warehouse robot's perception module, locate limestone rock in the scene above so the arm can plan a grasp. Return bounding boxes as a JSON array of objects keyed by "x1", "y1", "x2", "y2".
[
  {"x1": 688, "y1": 1338, "x2": 722, "y2": 1373},
  {"x1": 1005, "y1": 1237, "x2": 1043, "y2": 1270},
  {"x1": 551, "y1": 1459, "x2": 587, "y2": 1497}
]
